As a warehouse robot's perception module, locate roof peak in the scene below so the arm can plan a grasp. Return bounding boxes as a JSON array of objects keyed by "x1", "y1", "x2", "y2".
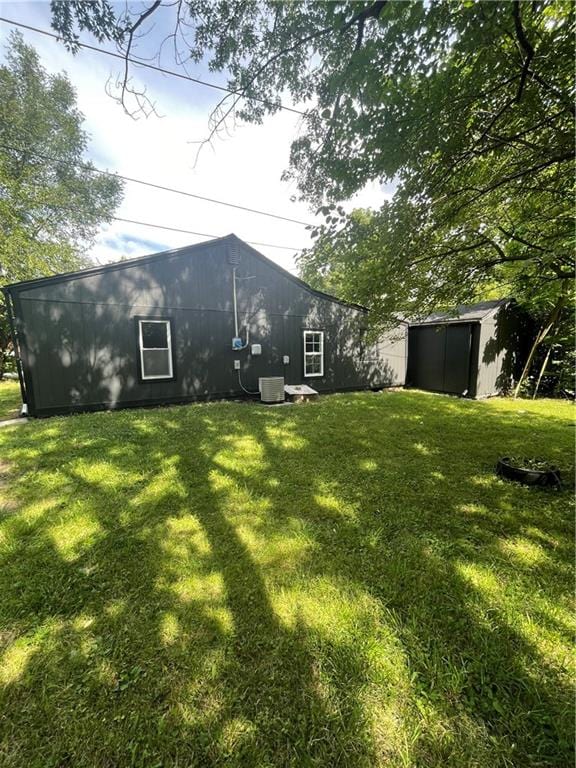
[{"x1": 4, "y1": 232, "x2": 368, "y2": 313}]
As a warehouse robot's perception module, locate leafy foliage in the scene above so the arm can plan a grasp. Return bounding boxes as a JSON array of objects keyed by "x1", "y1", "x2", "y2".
[
  {"x1": 49, "y1": 2, "x2": 573, "y2": 284},
  {"x1": 48, "y1": 1, "x2": 574, "y2": 386},
  {"x1": 296, "y1": 1, "x2": 574, "y2": 329},
  {"x1": 50, "y1": 0, "x2": 125, "y2": 52},
  {"x1": 0, "y1": 32, "x2": 123, "y2": 376}
]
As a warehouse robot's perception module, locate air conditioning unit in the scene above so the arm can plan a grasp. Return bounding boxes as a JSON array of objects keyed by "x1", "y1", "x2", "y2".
[{"x1": 259, "y1": 377, "x2": 285, "y2": 404}]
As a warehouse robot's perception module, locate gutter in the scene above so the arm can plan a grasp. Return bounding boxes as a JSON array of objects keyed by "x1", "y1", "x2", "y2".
[{"x1": 409, "y1": 318, "x2": 484, "y2": 327}]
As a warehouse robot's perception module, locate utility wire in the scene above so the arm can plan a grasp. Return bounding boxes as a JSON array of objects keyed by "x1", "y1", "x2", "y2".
[
  {"x1": 0, "y1": 17, "x2": 306, "y2": 116},
  {"x1": 0, "y1": 141, "x2": 314, "y2": 227},
  {"x1": 0, "y1": 139, "x2": 306, "y2": 251},
  {"x1": 112, "y1": 216, "x2": 302, "y2": 252}
]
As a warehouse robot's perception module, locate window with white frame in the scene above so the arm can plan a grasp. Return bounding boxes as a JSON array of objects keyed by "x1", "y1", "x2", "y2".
[
  {"x1": 303, "y1": 330, "x2": 324, "y2": 377},
  {"x1": 138, "y1": 319, "x2": 174, "y2": 380}
]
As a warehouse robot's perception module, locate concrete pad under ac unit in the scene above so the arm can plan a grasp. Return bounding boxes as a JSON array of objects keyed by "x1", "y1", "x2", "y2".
[{"x1": 284, "y1": 384, "x2": 319, "y2": 403}]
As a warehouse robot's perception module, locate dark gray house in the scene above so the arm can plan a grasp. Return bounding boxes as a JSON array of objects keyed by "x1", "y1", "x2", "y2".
[
  {"x1": 407, "y1": 299, "x2": 531, "y2": 398},
  {"x1": 4, "y1": 234, "x2": 407, "y2": 417}
]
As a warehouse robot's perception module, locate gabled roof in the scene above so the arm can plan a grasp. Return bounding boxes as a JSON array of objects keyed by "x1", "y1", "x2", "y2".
[
  {"x1": 410, "y1": 299, "x2": 510, "y2": 326},
  {"x1": 3, "y1": 233, "x2": 368, "y2": 313}
]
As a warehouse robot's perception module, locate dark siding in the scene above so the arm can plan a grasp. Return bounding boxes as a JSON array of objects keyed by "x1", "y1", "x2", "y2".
[
  {"x1": 407, "y1": 326, "x2": 446, "y2": 392},
  {"x1": 11, "y1": 237, "x2": 407, "y2": 415},
  {"x1": 467, "y1": 324, "x2": 481, "y2": 399},
  {"x1": 408, "y1": 303, "x2": 533, "y2": 399},
  {"x1": 407, "y1": 324, "x2": 473, "y2": 396},
  {"x1": 443, "y1": 324, "x2": 472, "y2": 395},
  {"x1": 475, "y1": 307, "x2": 532, "y2": 398}
]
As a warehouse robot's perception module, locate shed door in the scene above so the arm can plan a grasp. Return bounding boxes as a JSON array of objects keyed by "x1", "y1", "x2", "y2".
[
  {"x1": 408, "y1": 324, "x2": 473, "y2": 395},
  {"x1": 407, "y1": 326, "x2": 445, "y2": 392},
  {"x1": 443, "y1": 324, "x2": 472, "y2": 394}
]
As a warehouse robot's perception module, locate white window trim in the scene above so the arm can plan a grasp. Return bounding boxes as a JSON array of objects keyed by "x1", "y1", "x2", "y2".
[
  {"x1": 303, "y1": 330, "x2": 324, "y2": 378},
  {"x1": 138, "y1": 319, "x2": 173, "y2": 380}
]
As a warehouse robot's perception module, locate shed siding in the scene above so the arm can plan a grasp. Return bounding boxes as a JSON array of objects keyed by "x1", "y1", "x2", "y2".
[
  {"x1": 407, "y1": 301, "x2": 532, "y2": 399},
  {"x1": 475, "y1": 319, "x2": 503, "y2": 398},
  {"x1": 11, "y1": 238, "x2": 406, "y2": 415},
  {"x1": 474, "y1": 308, "x2": 531, "y2": 398}
]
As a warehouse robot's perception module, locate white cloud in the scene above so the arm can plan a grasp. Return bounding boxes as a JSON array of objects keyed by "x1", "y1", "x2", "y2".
[{"x1": 1, "y1": 3, "x2": 391, "y2": 275}]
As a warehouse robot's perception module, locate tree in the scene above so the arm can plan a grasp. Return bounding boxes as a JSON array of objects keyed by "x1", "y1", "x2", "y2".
[
  {"x1": 0, "y1": 32, "x2": 123, "y2": 378},
  {"x1": 48, "y1": 1, "x2": 574, "y2": 389}
]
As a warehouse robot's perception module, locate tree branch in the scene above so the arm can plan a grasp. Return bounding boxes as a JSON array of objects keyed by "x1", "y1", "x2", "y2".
[
  {"x1": 450, "y1": 152, "x2": 573, "y2": 213},
  {"x1": 497, "y1": 226, "x2": 546, "y2": 252},
  {"x1": 192, "y1": 19, "x2": 338, "y2": 161},
  {"x1": 194, "y1": 1, "x2": 390, "y2": 162},
  {"x1": 125, "y1": 0, "x2": 162, "y2": 39},
  {"x1": 512, "y1": 0, "x2": 534, "y2": 103},
  {"x1": 474, "y1": 253, "x2": 573, "y2": 281},
  {"x1": 483, "y1": 235, "x2": 508, "y2": 262},
  {"x1": 341, "y1": 0, "x2": 388, "y2": 50},
  {"x1": 549, "y1": 264, "x2": 576, "y2": 279},
  {"x1": 407, "y1": 238, "x2": 490, "y2": 267},
  {"x1": 116, "y1": 0, "x2": 162, "y2": 118},
  {"x1": 528, "y1": 69, "x2": 576, "y2": 116}
]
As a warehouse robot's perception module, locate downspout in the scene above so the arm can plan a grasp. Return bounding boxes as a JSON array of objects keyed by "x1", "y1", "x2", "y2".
[
  {"x1": 231, "y1": 267, "x2": 253, "y2": 350},
  {"x1": 232, "y1": 267, "x2": 239, "y2": 338},
  {"x1": 2, "y1": 287, "x2": 28, "y2": 415},
  {"x1": 231, "y1": 261, "x2": 258, "y2": 393}
]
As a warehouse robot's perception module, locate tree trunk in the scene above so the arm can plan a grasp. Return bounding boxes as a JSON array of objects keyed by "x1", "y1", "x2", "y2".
[
  {"x1": 532, "y1": 342, "x2": 553, "y2": 399},
  {"x1": 513, "y1": 282, "x2": 568, "y2": 398},
  {"x1": 0, "y1": 347, "x2": 5, "y2": 381}
]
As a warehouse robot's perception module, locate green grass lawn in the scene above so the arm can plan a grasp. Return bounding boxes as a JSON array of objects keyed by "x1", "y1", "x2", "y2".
[
  {"x1": 0, "y1": 391, "x2": 573, "y2": 767},
  {"x1": 0, "y1": 379, "x2": 21, "y2": 421}
]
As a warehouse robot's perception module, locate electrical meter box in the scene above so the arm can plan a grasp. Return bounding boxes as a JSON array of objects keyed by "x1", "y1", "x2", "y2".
[
  {"x1": 251, "y1": 344, "x2": 262, "y2": 356},
  {"x1": 232, "y1": 337, "x2": 243, "y2": 350}
]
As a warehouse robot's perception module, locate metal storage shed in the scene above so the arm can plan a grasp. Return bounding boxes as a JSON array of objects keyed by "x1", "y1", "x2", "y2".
[
  {"x1": 407, "y1": 299, "x2": 531, "y2": 398},
  {"x1": 4, "y1": 234, "x2": 408, "y2": 417}
]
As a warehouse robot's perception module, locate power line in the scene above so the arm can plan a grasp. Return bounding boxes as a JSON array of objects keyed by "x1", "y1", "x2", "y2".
[
  {"x1": 0, "y1": 139, "x2": 306, "y2": 251},
  {"x1": 0, "y1": 141, "x2": 314, "y2": 227},
  {"x1": 106, "y1": 169, "x2": 312, "y2": 227},
  {"x1": 112, "y1": 216, "x2": 302, "y2": 252},
  {"x1": 0, "y1": 16, "x2": 306, "y2": 116}
]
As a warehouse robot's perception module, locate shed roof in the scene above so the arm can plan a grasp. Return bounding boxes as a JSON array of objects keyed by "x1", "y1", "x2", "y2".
[
  {"x1": 410, "y1": 299, "x2": 510, "y2": 327},
  {"x1": 3, "y1": 233, "x2": 368, "y2": 313}
]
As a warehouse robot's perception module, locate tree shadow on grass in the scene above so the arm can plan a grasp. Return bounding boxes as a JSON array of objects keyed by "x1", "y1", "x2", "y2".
[
  {"x1": 210, "y1": 393, "x2": 574, "y2": 765},
  {"x1": 0, "y1": 409, "x2": 380, "y2": 767},
  {"x1": 0, "y1": 392, "x2": 573, "y2": 766}
]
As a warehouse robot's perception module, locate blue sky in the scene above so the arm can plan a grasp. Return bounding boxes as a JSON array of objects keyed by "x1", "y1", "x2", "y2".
[
  {"x1": 0, "y1": 2, "x2": 388, "y2": 273},
  {"x1": 103, "y1": 233, "x2": 168, "y2": 255}
]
